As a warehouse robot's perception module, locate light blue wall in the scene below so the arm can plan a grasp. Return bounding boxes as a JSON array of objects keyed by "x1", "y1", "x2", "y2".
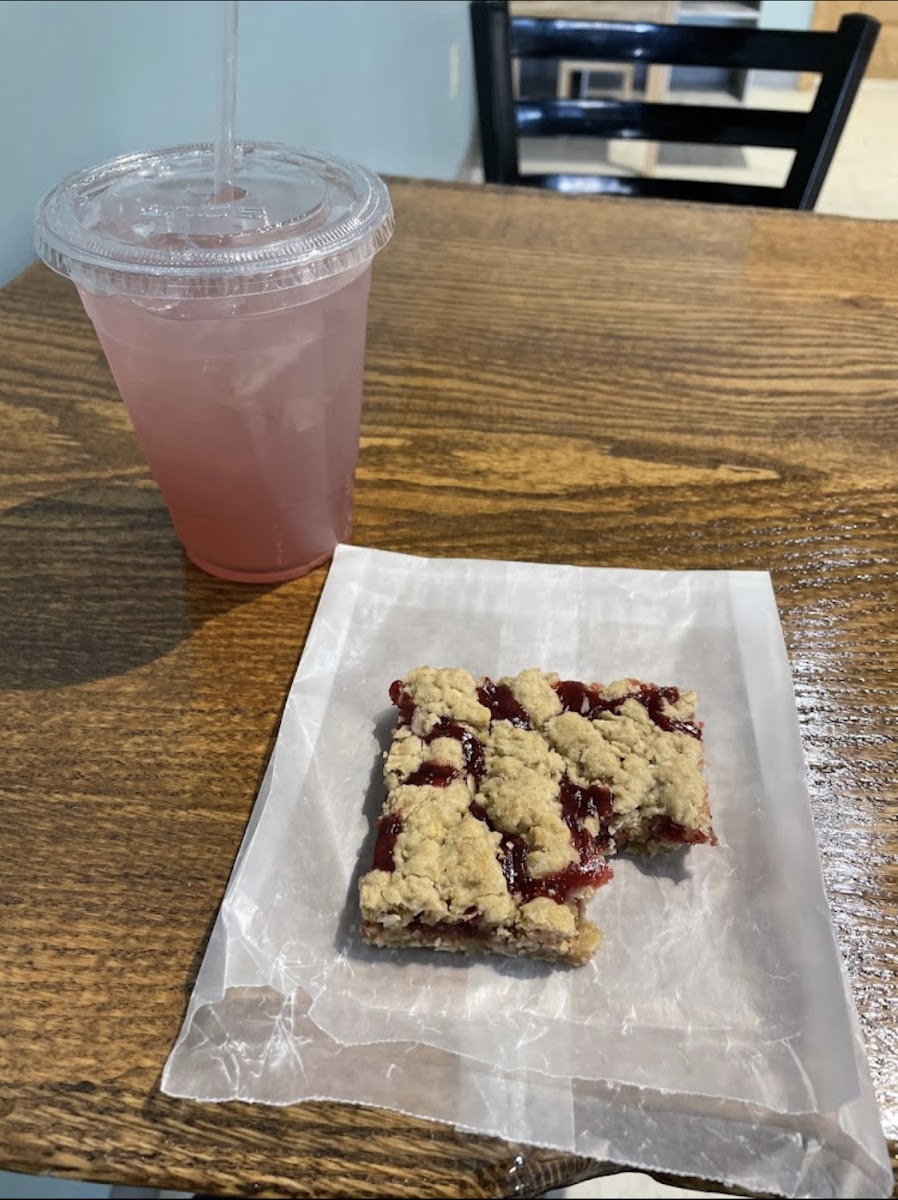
[{"x1": 0, "y1": 0, "x2": 476, "y2": 285}]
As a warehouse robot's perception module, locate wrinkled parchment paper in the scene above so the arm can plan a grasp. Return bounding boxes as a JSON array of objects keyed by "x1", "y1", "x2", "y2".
[{"x1": 162, "y1": 546, "x2": 891, "y2": 1198}]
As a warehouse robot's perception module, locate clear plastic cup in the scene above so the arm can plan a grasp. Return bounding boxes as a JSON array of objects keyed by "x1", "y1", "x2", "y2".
[{"x1": 34, "y1": 142, "x2": 393, "y2": 583}]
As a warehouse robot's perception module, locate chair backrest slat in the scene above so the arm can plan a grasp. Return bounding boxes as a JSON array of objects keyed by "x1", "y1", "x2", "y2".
[
  {"x1": 510, "y1": 19, "x2": 837, "y2": 73},
  {"x1": 516, "y1": 100, "x2": 807, "y2": 150},
  {"x1": 524, "y1": 172, "x2": 788, "y2": 208},
  {"x1": 471, "y1": 0, "x2": 879, "y2": 210}
]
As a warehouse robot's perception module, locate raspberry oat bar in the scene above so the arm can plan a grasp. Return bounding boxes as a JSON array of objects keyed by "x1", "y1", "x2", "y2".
[{"x1": 358, "y1": 667, "x2": 713, "y2": 966}]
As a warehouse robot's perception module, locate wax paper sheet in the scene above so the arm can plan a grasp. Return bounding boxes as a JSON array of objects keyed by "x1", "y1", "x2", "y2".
[{"x1": 162, "y1": 545, "x2": 891, "y2": 1198}]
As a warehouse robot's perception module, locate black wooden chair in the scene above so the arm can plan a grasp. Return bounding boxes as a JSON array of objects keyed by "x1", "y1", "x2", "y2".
[{"x1": 470, "y1": 0, "x2": 879, "y2": 209}]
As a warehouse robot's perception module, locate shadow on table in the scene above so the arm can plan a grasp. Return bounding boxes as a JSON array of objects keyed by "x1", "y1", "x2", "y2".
[
  {"x1": 627, "y1": 848, "x2": 693, "y2": 884},
  {"x1": 0, "y1": 481, "x2": 269, "y2": 691},
  {"x1": 332, "y1": 706, "x2": 400, "y2": 953}
]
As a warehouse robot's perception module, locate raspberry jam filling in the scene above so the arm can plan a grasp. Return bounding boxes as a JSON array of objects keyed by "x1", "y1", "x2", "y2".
[
  {"x1": 373, "y1": 813, "x2": 402, "y2": 872},
  {"x1": 497, "y1": 832, "x2": 612, "y2": 903},
  {"x1": 555, "y1": 680, "x2": 702, "y2": 740},
  {"x1": 389, "y1": 678, "x2": 416, "y2": 726},
  {"x1": 425, "y1": 717, "x2": 486, "y2": 781},
  {"x1": 476, "y1": 679, "x2": 531, "y2": 729},
  {"x1": 391, "y1": 676, "x2": 700, "y2": 740},
  {"x1": 389, "y1": 684, "x2": 495, "y2": 781},
  {"x1": 616, "y1": 815, "x2": 716, "y2": 847},
  {"x1": 404, "y1": 917, "x2": 482, "y2": 941},
  {"x1": 405, "y1": 762, "x2": 460, "y2": 787},
  {"x1": 470, "y1": 786, "x2": 612, "y2": 904},
  {"x1": 559, "y1": 776, "x2": 613, "y2": 829}
]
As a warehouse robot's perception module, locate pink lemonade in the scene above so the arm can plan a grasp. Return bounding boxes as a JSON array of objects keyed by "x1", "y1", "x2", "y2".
[
  {"x1": 79, "y1": 264, "x2": 372, "y2": 583},
  {"x1": 35, "y1": 143, "x2": 393, "y2": 583}
]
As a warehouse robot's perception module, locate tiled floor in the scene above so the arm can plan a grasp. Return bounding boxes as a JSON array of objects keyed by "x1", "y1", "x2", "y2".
[
  {"x1": 815, "y1": 80, "x2": 898, "y2": 218},
  {"x1": 514, "y1": 78, "x2": 898, "y2": 220}
]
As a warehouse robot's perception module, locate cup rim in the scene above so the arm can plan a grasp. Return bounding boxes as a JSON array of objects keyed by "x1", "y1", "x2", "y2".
[{"x1": 34, "y1": 141, "x2": 394, "y2": 298}]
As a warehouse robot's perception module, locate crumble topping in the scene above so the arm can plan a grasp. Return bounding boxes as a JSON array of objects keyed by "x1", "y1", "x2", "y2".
[
  {"x1": 546, "y1": 705, "x2": 707, "y2": 834},
  {"x1": 360, "y1": 668, "x2": 713, "y2": 966},
  {"x1": 401, "y1": 666, "x2": 490, "y2": 736},
  {"x1": 502, "y1": 667, "x2": 563, "y2": 727},
  {"x1": 384, "y1": 728, "x2": 466, "y2": 789}
]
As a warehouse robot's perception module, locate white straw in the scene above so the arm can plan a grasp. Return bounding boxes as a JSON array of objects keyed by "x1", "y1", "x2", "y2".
[{"x1": 213, "y1": 0, "x2": 239, "y2": 201}]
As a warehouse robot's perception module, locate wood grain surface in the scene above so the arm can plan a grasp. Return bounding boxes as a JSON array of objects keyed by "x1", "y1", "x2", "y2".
[{"x1": 1, "y1": 179, "x2": 896, "y2": 1198}]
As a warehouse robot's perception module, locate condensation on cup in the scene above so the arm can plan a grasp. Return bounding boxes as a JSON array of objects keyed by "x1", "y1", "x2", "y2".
[{"x1": 35, "y1": 142, "x2": 393, "y2": 582}]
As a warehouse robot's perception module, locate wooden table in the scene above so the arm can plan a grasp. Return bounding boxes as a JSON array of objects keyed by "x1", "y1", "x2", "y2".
[{"x1": 1, "y1": 179, "x2": 896, "y2": 1198}]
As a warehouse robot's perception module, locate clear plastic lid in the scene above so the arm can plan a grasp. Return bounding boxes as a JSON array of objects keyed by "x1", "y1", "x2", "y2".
[{"x1": 34, "y1": 142, "x2": 393, "y2": 297}]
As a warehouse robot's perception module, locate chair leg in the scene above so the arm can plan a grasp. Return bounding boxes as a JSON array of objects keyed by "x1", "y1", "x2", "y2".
[
  {"x1": 643, "y1": 0, "x2": 678, "y2": 177},
  {"x1": 557, "y1": 61, "x2": 572, "y2": 99},
  {"x1": 642, "y1": 62, "x2": 670, "y2": 176}
]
